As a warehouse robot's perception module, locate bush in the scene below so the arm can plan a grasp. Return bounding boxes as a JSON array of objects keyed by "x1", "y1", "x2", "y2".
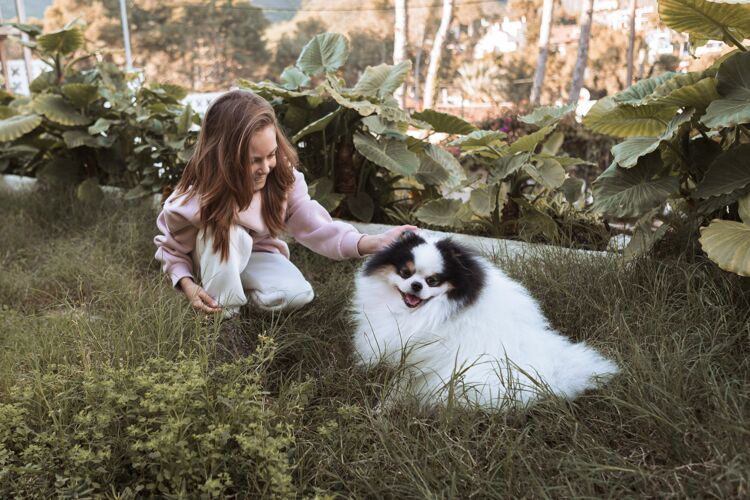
[
  {"x1": 0, "y1": 337, "x2": 306, "y2": 498},
  {"x1": 0, "y1": 21, "x2": 198, "y2": 201}
]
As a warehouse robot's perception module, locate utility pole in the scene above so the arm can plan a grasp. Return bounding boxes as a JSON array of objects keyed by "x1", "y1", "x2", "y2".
[
  {"x1": 14, "y1": 0, "x2": 34, "y2": 89},
  {"x1": 119, "y1": 0, "x2": 133, "y2": 71}
]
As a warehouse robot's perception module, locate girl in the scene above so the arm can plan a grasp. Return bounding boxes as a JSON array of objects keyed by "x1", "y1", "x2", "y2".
[{"x1": 154, "y1": 89, "x2": 415, "y2": 318}]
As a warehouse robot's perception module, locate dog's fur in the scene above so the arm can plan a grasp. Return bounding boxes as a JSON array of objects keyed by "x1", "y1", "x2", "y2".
[{"x1": 351, "y1": 232, "x2": 618, "y2": 408}]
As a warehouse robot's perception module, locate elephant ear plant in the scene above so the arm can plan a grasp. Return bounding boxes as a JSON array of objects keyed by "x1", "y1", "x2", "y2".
[
  {"x1": 415, "y1": 104, "x2": 597, "y2": 244},
  {"x1": 240, "y1": 32, "x2": 596, "y2": 247},
  {"x1": 0, "y1": 21, "x2": 198, "y2": 201},
  {"x1": 582, "y1": 0, "x2": 750, "y2": 274},
  {"x1": 238, "y1": 32, "x2": 467, "y2": 223}
]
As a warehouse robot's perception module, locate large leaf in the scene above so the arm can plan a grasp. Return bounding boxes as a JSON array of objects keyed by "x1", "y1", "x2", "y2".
[
  {"x1": 507, "y1": 125, "x2": 554, "y2": 154},
  {"x1": 353, "y1": 61, "x2": 411, "y2": 99},
  {"x1": 583, "y1": 97, "x2": 678, "y2": 137},
  {"x1": 561, "y1": 177, "x2": 584, "y2": 203},
  {"x1": 693, "y1": 144, "x2": 750, "y2": 198},
  {"x1": 739, "y1": 192, "x2": 750, "y2": 224},
  {"x1": 353, "y1": 133, "x2": 419, "y2": 176},
  {"x1": 37, "y1": 25, "x2": 85, "y2": 55},
  {"x1": 292, "y1": 108, "x2": 343, "y2": 142},
  {"x1": 700, "y1": 219, "x2": 750, "y2": 277},
  {"x1": 63, "y1": 130, "x2": 99, "y2": 148},
  {"x1": 449, "y1": 130, "x2": 507, "y2": 150},
  {"x1": 488, "y1": 152, "x2": 532, "y2": 184},
  {"x1": 296, "y1": 33, "x2": 350, "y2": 76},
  {"x1": 325, "y1": 84, "x2": 378, "y2": 116},
  {"x1": 649, "y1": 75, "x2": 719, "y2": 113},
  {"x1": 411, "y1": 109, "x2": 477, "y2": 135},
  {"x1": 33, "y1": 94, "x2": 91, "y2": 126},
  {"x1": 469, "y1": 185, "x2": 496, "y2": 217},
  {"x1": 280, "y1": 66, "x2": 311, "y2": 90},
  {"x1": 624, "y1": 210, "x2": 671, "y2": 259},
  {"x1": 0, "y1": 114, "x2": 42, "y2": 141},
  {"x1": 361, "y1": 115, "x2": 407, "y2": 137},
  {"x1": 612, "y1": 110, "x2": 695, "y2": 168},
  {"x1": 614, "y1": 73, "x2": 678, "y2": 105},
  {"x1": 701, "y1": 52, "x2": 750, "y2": 128},
  {"x1": 308, "y1": 177, "x2": 344, "y2": 212},
  {"x1": 61, "y1": 83, "x2": 99, "y2": 107},
  {"x1": 237, "y1": 79, "x2": 312, "y2": 100},
  {"x1": 415, "y1": 144, "x2": 466, "y2": 188},
  {"x1": 415, "y1": 198, "x2": 473, "y2": 228},
  {"x1": 525, "y1": 158, "x2": 566, "y2": 189},
  {"x1": 659, "y1": 0, "x2": 750, "y2": 43},
  {"x1": 592, "y1": 153, "x2": 680, "y2": 218},
  {"x1": 348, "y1": 192, "x2": 375, "y2": 222},
  {"x1": 519, "y1": 104, "x2": 575, "y2": 127}
]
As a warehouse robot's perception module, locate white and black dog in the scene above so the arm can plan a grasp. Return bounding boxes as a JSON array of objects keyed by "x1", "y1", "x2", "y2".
[{"x1": 351, "y1": 231, "x2": 618, "y2": 409}]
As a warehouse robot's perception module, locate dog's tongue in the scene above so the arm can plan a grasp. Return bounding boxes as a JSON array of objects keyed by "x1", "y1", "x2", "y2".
[{"x1": 404, "y1": 293, "x2": 422, "y2": 307}]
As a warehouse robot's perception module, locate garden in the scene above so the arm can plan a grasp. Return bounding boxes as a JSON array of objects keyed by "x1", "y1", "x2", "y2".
[{"x1": 1, "y1": 0, "x2": 749, "y2": 497}]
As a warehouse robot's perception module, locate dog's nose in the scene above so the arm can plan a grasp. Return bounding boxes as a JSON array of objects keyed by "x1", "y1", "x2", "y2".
[{"x1": 411, "y1": 281, "x2": 423, "y2": 292}]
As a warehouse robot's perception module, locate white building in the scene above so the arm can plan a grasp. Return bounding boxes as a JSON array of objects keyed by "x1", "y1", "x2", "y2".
[{"x1": 473, "y1": 17, "x2": 527, "y2": 59}]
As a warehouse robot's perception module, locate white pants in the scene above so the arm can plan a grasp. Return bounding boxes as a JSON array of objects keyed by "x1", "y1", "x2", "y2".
[{"x1": 193, "y1": 226, "x2": 314, "y2": 317}]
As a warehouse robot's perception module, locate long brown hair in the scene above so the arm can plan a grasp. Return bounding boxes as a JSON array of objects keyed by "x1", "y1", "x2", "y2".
[{"x1": 175, "y1": 89, "x2": 297, "y2": 261}]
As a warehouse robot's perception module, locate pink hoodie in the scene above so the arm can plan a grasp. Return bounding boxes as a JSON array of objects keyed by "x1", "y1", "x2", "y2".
[{"x1": 154, "y1": 169, "x2": 363, "y2": 287}]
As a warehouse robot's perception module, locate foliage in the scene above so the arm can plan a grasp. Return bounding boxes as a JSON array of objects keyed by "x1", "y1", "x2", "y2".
[
  {"x1": 240, "y1": 32, "x2": 469, "y2": 223},
  {"x1": 582, "y1": 0, "x2": 750, "y2": 273},
  {"x1": 0, "y1": 21, "x2": 198, "y2": 200},
  {"x1": 43, "y1": 0, "x2": 270, "y2": 90},
  {"x1": 0, "y1": 342, "x2": 305, "y2": 497},
  {"x1": 243, "y1": 32, "x2": 601, "y2": 247}
]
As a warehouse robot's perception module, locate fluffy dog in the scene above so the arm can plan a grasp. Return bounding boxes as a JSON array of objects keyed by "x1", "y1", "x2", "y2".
[{"x1": 351, "y1": 232, "x2": 618, "y2": 409}]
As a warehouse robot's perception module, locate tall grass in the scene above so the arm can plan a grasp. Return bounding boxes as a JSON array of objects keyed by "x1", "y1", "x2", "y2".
[{"x1": 0, "y1": 188, "x2": 748, "y2": 497}]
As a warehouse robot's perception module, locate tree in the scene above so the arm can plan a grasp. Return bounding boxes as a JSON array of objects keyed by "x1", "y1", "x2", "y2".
[
  {"x1": 43, "y1": 0, "x2": 269, "y2": 90},
  {"x1": 393, "y1": 0, "x2": 407, "y2": 107},
  {"x1": 626, "y1": 0, "x2": 637, "y2": 87},
  {"x1": 568, "y1": 0, "x2": 594, "y2": 105},
  {"x1": 423, "y1": 0, "x2": 454, "y2": 110},
  {"x1": 529, "y1": 0, "x2": 555, "y2": 106}
]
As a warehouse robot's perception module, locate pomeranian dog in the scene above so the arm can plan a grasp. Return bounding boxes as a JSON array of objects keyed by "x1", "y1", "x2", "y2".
[{"x1": 351, "y1": 232, "x2": 618, "y2": 409}]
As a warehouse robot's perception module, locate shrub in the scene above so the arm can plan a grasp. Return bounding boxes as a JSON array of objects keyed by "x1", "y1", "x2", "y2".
[
  {"x1": 0, "y1": 336, "x2": 306, "y2": 498},
  {"x1": 0, "y1": 21, "x2": 198, "y2": 201},
  {"x1": 582, "y1": 0, "x2": 750, "y2": 273}
]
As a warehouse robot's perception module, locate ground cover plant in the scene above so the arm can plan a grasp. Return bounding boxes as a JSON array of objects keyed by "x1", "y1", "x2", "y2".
[{"x1": 1, "y1": 188, "x2": 748, "y2": 497}]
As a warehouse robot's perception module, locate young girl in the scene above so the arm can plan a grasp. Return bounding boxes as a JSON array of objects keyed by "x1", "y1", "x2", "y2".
[{"x1": 154, "y1": 89, "x2": 415, "y2": 318}]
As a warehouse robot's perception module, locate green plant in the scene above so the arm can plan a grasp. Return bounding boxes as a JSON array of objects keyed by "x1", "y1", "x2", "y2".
[
  {"x1": 0, "y1": 338, "x2": 305, "y2": 498},
  {"x1": 582, "y1": 0, "x2": 750, "y2": 273},
  {"x1": 239, "y1": 32, "x2": 468, "y2": 223},
  {"x1": 0, "y1": 21, "x2": 198, "y2": 200},
  {"x1": 414, "y1": 105, "x2": 601, "y2": 246}
]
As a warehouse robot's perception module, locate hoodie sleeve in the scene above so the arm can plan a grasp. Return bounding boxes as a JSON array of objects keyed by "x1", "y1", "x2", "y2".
[
  {"x1": 285, "y1": 169, "x2": 364, "y2": 260},
  {"x1": 154, "y1": 192, "x2": 201, "y2": 288}
]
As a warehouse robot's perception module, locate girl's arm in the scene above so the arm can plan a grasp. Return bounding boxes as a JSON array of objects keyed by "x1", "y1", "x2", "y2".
[
  {"x1": 153, "y1": 193, "x2": 201, "y2": 288},
  {"x1": 285, "y1": 169, "x2": 415, "y2": 258}
]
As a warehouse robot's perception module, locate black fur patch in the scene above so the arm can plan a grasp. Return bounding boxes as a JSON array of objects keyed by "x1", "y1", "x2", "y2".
[
  {"x1": 435, "y1": 238, "x2": 486, "y2": 307},
  {"x1": 363, "y1": 231, "x2": 425, "y2": 276}
]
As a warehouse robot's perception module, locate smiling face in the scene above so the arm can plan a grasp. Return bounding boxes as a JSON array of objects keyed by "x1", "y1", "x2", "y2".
[{"x1": 248, "y1": 125, "x2": 278, "y2": 192}]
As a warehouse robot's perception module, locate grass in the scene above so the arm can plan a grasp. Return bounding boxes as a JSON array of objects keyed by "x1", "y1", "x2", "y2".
[{"x1": 1, "y1": 187, "x2": 749, "y2": 498}]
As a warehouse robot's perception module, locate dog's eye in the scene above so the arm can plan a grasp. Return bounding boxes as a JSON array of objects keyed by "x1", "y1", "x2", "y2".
[
  {"x1": 425, "y1": 276, "x2": 440, "y2": 287},
  {"x1": 399, "y1": 268, "x2": 412, "y2": 279}
]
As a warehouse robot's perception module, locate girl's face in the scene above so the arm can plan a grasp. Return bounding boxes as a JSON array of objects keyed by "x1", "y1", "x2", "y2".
[{"x1": 248, "y1": 125, "x2": 278, "y2": 192}]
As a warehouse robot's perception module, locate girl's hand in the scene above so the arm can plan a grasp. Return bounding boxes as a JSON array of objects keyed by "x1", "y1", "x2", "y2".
[
  {"x1": 357, "y1": 225, "x2": 419, "y2": 255},
  {"x1": 178, "y1": 277, "x2": 222, "y2": 314}
]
